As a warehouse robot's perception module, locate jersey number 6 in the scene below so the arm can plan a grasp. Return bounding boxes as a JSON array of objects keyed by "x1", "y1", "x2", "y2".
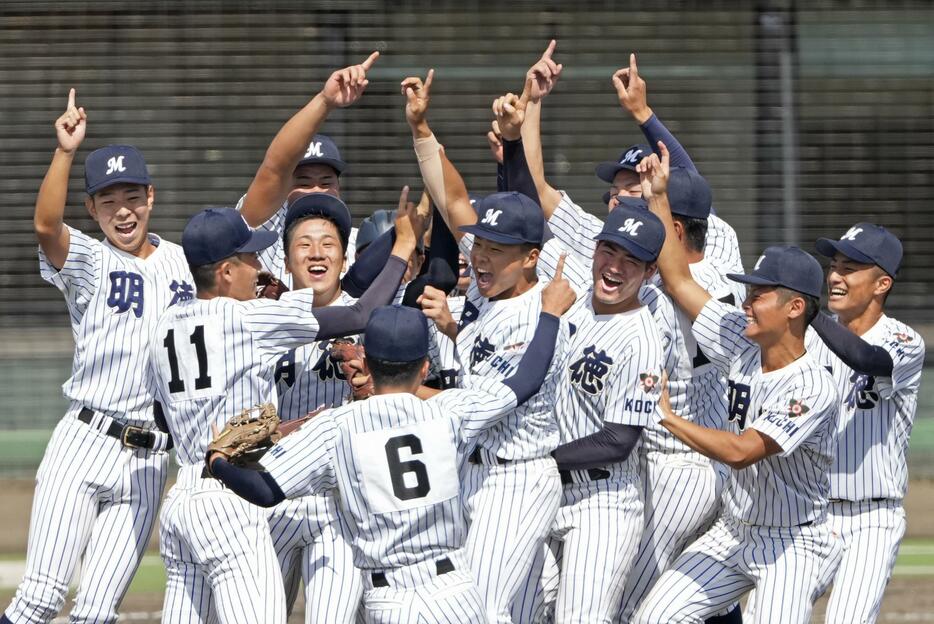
[{"x1": 385, "y1": 434, "x2": 431, "y2": 500}]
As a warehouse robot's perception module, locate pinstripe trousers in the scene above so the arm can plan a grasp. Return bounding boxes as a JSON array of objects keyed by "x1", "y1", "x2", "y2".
[
  {"x1": 5, "y1": 414, "x2": 168, "y2": 624},
  {"x1": 513, "y1": 473, "x2": 644, "y2": 623},
  {"x1": 159, "y1": 465, "x2": 286, "y2": 624},
  {"x1": 462, "y1": 455, "x2": 561, "y2": 624},
  {"x1": 822, "y1": 499, "x2": 905, "y2": 624}
]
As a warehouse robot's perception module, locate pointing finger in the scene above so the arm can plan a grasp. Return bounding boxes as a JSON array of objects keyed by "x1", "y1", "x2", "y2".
[
  {"x1": 423, "y1": 68, "x2": 434, "y2": 93},
  {"x1": 542, "y1": 39, "x2": 556, "y2": 60},
  {"x1": 629, "y1": 52, "x2": 639, "y2": 81},
  {"x1": 360, "y1": 50, "x2": 380, "y2": 71},
  {"x1": 657, "y1": 140, "x2": 669, "y2": 167},
  {"x1": 553, "y1": 253, "x2": 567, "y2": 281},
  {"x1": 396, "y1": 185, "x2": 410, "y2": 212},
  {"x1": 67, "y1": 88, "x2": 75, "y2": 110}
]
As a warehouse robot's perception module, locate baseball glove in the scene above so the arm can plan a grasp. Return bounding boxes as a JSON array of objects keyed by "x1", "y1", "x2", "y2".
[
  {"x1": 256, "y1": 272, "x2": 289, "y2": 300},
  {"x1": 329, "y1": 340, "x2": 374, "y2": 400},
  {"x1": 207, "y1": 403, "x2": 281, "y2": 471}
]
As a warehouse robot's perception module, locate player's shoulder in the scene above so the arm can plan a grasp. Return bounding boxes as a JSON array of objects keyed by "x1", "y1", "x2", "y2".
[
  {"x1": 788, "y1": 352, "x2": 840, "y2": 403},
  {"x1": 708, "y1": 212, "x2": 739, "y2": 237},
  {"x1": 877, "y1": 314, "x2": 925, "y2": 352}
]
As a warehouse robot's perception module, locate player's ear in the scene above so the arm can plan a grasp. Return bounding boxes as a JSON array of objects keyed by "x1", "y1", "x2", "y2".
[
  {"x1": 145, "y1": 184, "x2": 155, "y2": 209},
  {"x1": 785, "y1": 294, "x2": 806, "y2": 321},
  {"x1": 643, "y1": 261, "x2": 658, "y2": 281},
  {"x1": 874, "y1": 271, "x2": 893, "y2": 299},
  {"x1": 522, "y1": 246, "x2": 540, "y2": 270},
  {"x1": 671, "y1": 219, "x2": 686, "y2": 243},
  {"x1": 85, "y1": 195, "x2": 98, "y2": 221},
  {"x1": 420, "y1": 359, "x2": 430, "y2": 381}
]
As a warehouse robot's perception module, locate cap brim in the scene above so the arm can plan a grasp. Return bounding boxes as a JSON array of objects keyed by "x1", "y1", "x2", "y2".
[
  {"x1": 459, "y1": 224, "x2": 535, "y2": 245},
  {"x1": 595, "y1": 162, "x2": 635, "y2": 184},
  {"x1": 593, "y1": 233, "x2": 658, "y2": 262},
  {"x1": 726, "y1": 272, "x2": 781, "y2": 288},
  {"x1": 296, "y1": 157, "x2": 347, "y2": 174},
  {"x1": 236, "y1": 229, "x2": 279, "y2": 254},
  {"x1": 86, "y1": 175, "x2": 151, "y2": 196},
  {"x1": 814, "y1": 238, "x2": 876, "y2": 266}
]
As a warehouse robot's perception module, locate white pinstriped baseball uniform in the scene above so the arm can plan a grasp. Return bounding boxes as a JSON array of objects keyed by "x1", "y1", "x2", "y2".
[
  {"x1": 805, "y1": 316, "x2": 924, "y2": 623},
  {"x1": 454, "y1": 233, "x2": 586, "y2": 623},
  {"x1": 544, "y1": 193, "x2": 743, "y2": 620},
  {"x1": 514, "y1": 297, "x2": 664, "y2": 623},
  {"x1": 149, "y1": 290, "x2": 326, "y2": 624},
  {"x1": 634, "y1": 299, "x2": 842, "y2": 624},
  {"x1": 5, "y1": 227, "x2": 189, "y2": 624},
  {"x1": 261, "y1": 378, "x2": 530, "y2": 623},
  {"x1": 268, "y1": 289, "x2": 363, "y2": 623}
]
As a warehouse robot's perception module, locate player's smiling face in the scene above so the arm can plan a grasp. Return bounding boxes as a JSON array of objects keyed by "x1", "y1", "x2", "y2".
[
  {"x1": 742, "y1": 285, "x2": 794, "y2": 342},
  {"x1": 85, "y1": 183, "x2": 154, "y2": 255},
  {"x1": 469, "y1": 237, "x2": 538, "y2": 300},
  {"x1": 285, "y1": 217, "x2": 346, "y2": 304},
  {"x1": 224, "y1": 252, "x2": 263, "y2": 301},
  {"x1": 292, "y1": 164, "x2": 341, "y2": 197},
  {"x1": 826, "y1": 252, "x2": 890, "y2": 318},
  {"x1": 607, "y1": 170, "x2": 643, "y2": 211},
  {"x1": 591, "y1": 240, "x2": 655, "y2": 313}
]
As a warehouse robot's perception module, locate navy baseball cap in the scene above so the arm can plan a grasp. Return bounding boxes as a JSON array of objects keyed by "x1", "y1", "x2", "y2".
[
  {"x1": 459, "y1": 192, "x2": 545, "y2": 246},
  {"x1": 595, "y1": 144, "x2": 651, "y2": 184},
  {"x1": 297, "y1": 134, "x2": 347, "y2": 174},
  {"x1": 594, "y1": 202, "x2": 666, "y2": 262},
  {"x1": 468, "y1": 193, "x2": 485, "y2": 215},
  {"x1": 283, "y1": 192, "x2": 352, "y2": 248},
  {"x1": 815, "y1": 223, "x2": 902, "y2": 278},
  {"x1": 182, "y1": 208, "x2": 278, "y2": 267},
  {"x1": 667, "y1": 168, "x2": 712, "y2": 220},
  {"x1": 727, "y1": 246, "x2": 824, "y2": 298},
  {"x1": 84, "y1": 145, "x2": 151, "y2": 195},
  {"x1": 364, "y1": 305, "x2": 429, "y2": 362}
]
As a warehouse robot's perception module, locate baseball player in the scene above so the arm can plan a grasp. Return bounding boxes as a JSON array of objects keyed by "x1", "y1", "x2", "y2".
[
  {"x1": 403, "y1": 71, "x2": 594, "y2": 622},
  {"x1": 237, "y1": 52, "x2": 382, "y2": 287},
  {"x1": 208, "y1": 273, "x2": 574, "y2": 622},
  {"x1": 805, "y1": 224, "x2": 924, "y2": 622},
  {"x1": 3, "y1": 91, "x2": 188, "y2": 624},
  {"x1": 150, "y1": 192, "x2": 419, "y2": 623},
  {"x1": 632, "y1": 151, "x2": 842, "y2": 624}
]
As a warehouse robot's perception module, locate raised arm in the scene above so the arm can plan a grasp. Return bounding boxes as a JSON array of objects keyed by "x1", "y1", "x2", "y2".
[
  {"x1": 492, "y1": 91, "x2": 541, "y2": 207},
  {"x1": 640, "y1": 142, "x2": 711, "y2": 321},
  {"x1": 36, "y1": 88, "x2": 87, "y2": 269},
  {"x1": 519, "y1": 40, "x2": 564, "y2": 218},
  {"x1": 612, "y1": 53, "x2": 695, "y2": 171},
  {"x1": 240, "y1": 52, "x2": 379, "y2": 227},
  {"x1": 404, "y1": 70, "x2": 476, "y2": 240}
]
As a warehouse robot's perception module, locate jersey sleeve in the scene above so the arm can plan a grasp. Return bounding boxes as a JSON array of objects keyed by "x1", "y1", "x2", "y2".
[
  {"x1": 875, "y1": 327, "x2": 925, "y2": 399},
  {"x1": 38, "y1": 225, "x2": 100, "y2": 307},
  {"x1": 603, "y1": 334, "x2": 665, "y2": 427},
  {"x1": 547, "y1": 192, "x2": 600, "y2": 268},
  {"x1": 705, "y1": 215, "x2": 744, "y2": 275},
  {"x1": 750, "y1": 373, "x2": 839, "y2": 456},
  {"x1": 458, "y1": 231, "x2": 474, "y2": 261},
  {"x1": 430, "y1": 376, "x2": 518, "y2": 446},
  {"x1": 240, "y1": 290, "x2": 320, "y2": 355},
  {"x1": 691, "y1": 298, "x2": 751, "y2": 374},
  {"x1": 260, "y1": 410, "x2": 339, "y2": 498}
]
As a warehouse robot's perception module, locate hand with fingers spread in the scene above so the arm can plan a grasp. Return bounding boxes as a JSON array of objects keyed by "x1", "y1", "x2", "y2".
[
  {"x1": 636, "y1": 140, "x2": 670, "y2": 200},
  {"x1": 525, "y1": 39, "x2": 563, "y2": 103},
  {"x1": 541, "y1": 254, "x2": 577, "y2": 317},
  {"x1": 612, "y1": 52, "x2": 653, "y2": 124},
  {"x1": 492, "y1": 91, "x2": 529, "y2": 141},
  {"x1": 320, "y1": 51, "x2": 380, "y2": 109},
  {"x1": 486, "y1": 120, "x2": 504, "y2": 164},
  {"x1": 402, "y1": 69, "x2": 435, "y2": 133},
  {"x1": 418, "y1": 285, "x2": 457, "y2": 339},
  {"x1": 56, "y1": 88, "x2": 87, "y2": 154}
]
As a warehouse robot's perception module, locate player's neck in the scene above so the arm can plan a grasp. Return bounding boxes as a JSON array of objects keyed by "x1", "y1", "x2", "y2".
[
  {"x1": 591, "y1": 293, "x2": 641, "y2": 315},
  {"x1": 836, "y1": 303, "x2": 884, "y2": 337},
  {"x1": 491, "y1": 273, "x2": 538, "y2": 301},
  {"x1": 311, "y1": 286, "x2": 342, "y2": 308},
  {"x1": 758, "y1": 332, "x2": 807, "y2": 373},
  {"x1": 109, "y1": 236, "x2": 157, "y2": 260},
  {"x1": 684, "y1": 246, "x2": 704, "y2": 264}
]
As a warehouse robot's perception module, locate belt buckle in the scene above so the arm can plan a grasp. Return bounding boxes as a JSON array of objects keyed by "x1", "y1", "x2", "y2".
[{"x1": 121, "y1": 425, "x2": 149, "y2": 449}]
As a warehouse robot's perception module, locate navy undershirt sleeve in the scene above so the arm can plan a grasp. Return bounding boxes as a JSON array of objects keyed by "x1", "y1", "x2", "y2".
[
  {"x1": 502, "y1": 312, "x2": 560, "y2": 405},
  {"x1": 640, "y1": 114, "x2": 697, "y2": 172},
  {"x1": 811, "y1": 312, "x2": 894, "y2": 377},
  {"x1": 314, "y1": 256, "x2": 407, "y2": 339},
  {"x1": 341, "y1": 229, "x2": 395, "y2": 298},
  {"x1": 210, "y1": 457, "x2": 286, "y2": 507},
  {"x1": 552, "y1": 423, "x2": 644, "y2": 471},
  {"x1": 496, "y1": 162, "x2": 506, "y2": 193},
  {"x1": 501, "y1": 137, "x2": 542, "y2": 207},
  {"x1": 402, "y1": 207, "x2": 460, "y2": 307}
]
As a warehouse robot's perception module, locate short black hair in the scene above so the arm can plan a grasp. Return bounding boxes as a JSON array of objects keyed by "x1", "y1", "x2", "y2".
[
  {"x1": 672, "y1": 214, "x2": 708, "y2": 253},
  {"x1": 776, "y1": 287, "x2": 820, "y2": 326},
  {"x1": 283, "y1": 214, "x2": 348, "y2": 257},
  {"x1": 366, "y1": 355, "x2": 427, "y2": 387},
  {"x1": 190, "y1": 260, "x2": 222, "y2": 291}
]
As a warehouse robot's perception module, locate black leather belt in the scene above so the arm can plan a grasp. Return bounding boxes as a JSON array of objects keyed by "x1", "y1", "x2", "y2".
[
  {"x1": 829, "y1": 498, "x2": 889, "y2": 504},
  {"x1": 371, "y1": 557, "x2": 454, "y2": 588},
  {"x1": 559, "y1": 468, "x2": 610, "y2": 486},
  {"x1": 78, "y1": 408, "x2": 161, "y2": 450},
  {"x1": 468, "y1": 447, "x2": 509, "y2": 465}
]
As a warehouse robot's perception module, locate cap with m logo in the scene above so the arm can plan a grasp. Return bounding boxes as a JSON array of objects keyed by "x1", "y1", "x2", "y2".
[
  {"x1": 459, "y1": 192, "x2": 545, "y2": 246},
  {"x1": 297, "y1": 133, "x2": 347, "y2": 174},
  {"x1": 595, "y1": 143, "x2": 652, "y2": 183},
  {"x1": 815, "y1": 223, "x2": 903, "y2": 278},
  {"x1": 84, "y1": 145, "x2": 151, "y2": 195},
  {"x1": 593, "y1": 202, "x2": 665, "y2": 262}
]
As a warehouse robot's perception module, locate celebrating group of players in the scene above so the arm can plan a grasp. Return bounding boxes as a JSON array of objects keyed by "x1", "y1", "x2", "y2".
[{"x1": 3, "y1": 40, "x2": 923, "y2": 624}]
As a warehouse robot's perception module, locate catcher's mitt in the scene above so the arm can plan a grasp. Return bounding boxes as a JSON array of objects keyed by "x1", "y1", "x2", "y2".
[
  {"x1": 256, "y1": 272, "x2": 289, "y2": 300},
  {"x1": 329, "y1": 340, "x2": 374, "y2": 400},
  {"x1": 206, "y1": 403, "x2": 281, "y2": 473}
]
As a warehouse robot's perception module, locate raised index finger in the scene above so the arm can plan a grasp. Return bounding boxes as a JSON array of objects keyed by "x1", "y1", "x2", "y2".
[
  {"x1": 423, "y1": 68, "x2": 435, "y2": 93},
  {"x1": 396, "y1": 185, "x2": 411, "y2": 212},
  {"x1": 629, "y1": 53, "x2": 639, "y2": 80},
  {"x1": 360, "y1": 51, "x2": 380, "y2": 71},
  {"x1": 553, "y1": 253, "x2": 567, "y2": 280},
  {"x1": 542, "y1": 39, "x2": 557, "y2": 61},
  {"x1": 67, "y1": 88, "x2": 76, "y2": 110}
]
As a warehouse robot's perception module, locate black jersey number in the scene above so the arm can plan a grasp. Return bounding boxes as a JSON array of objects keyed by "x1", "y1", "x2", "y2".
[
  {"x1": 163, "y1": 325, "x2": 213, "y2": 394},
  {"x1": 385, "y1": 434, "x2": 431, "y2": 501}
]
